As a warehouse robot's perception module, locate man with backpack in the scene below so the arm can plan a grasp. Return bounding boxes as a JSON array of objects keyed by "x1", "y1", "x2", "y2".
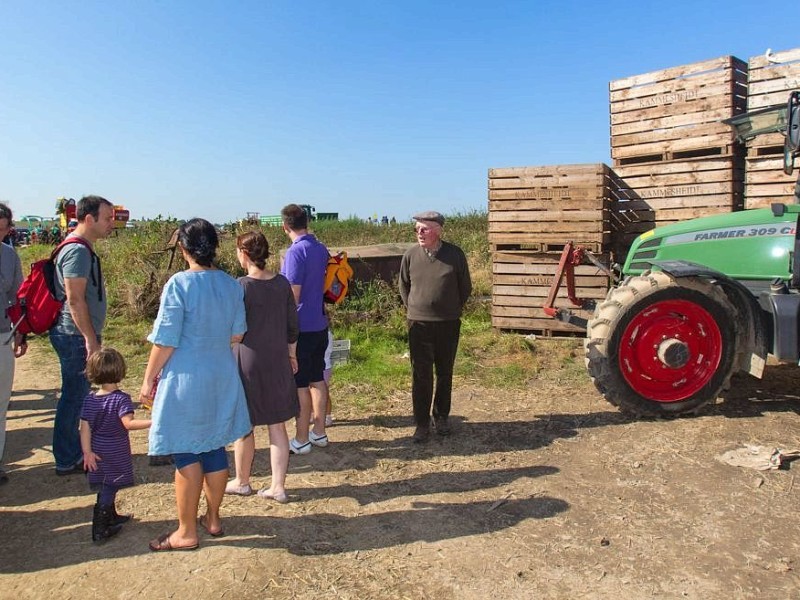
[
  {"x1": 50, "y1": 196, "x2": 115, "y2": 476},
  {"x1": 280, "y1": 203, "x2": 331, "y2": 455}
]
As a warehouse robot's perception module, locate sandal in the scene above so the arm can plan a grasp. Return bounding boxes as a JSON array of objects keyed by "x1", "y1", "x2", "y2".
[
  {"x1": 198, "y1": 515, "x2": 225, "y2": 537},
  {"x1": 148, "y1": 532, "x2": 199, "y2": 552}
]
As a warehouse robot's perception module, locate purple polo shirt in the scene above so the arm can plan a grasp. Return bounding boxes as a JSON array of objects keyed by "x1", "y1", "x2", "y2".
[{"x1": 281, "y1": 233, "x2": 329, "y2": 332}]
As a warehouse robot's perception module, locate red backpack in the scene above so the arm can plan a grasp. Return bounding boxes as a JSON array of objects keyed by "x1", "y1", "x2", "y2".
[{"x1": 7, "y1": 237, "x2": 97, "y2": 336}]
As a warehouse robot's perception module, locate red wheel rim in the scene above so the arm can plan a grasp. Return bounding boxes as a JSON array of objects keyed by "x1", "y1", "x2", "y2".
[{"x1": 618, "y1": 298, "x2": 723, "y2": 402}]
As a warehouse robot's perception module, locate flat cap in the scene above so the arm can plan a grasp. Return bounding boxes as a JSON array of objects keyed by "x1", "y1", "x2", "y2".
[{"x1": 412, "y1": 210, "x2": 445, "y2": 226}]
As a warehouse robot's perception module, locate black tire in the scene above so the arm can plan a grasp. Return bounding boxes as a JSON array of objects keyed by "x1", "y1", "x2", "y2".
[{"x1": 584, "y1": 272, "x2": 737, "y2": 418}]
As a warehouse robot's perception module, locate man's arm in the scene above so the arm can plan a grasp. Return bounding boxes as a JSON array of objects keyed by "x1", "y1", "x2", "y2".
[
  {"x1": 11, "y1": 251, "x2": 23, "y2": 291},
  {"x1": 290, "y1": 284, "x2": 302, "y2": 306},
  {"x1": 11, "y1": 252, "x2": 26, "y2": 357},
  {"x1": 398, "y1": 253, "x2": 410, "y2": 307},
  {"x1": 64, "y1": 277, "x2": 100, "y2": 355},
  {"x1": 458, "y1": 249, "x2": 472, "y2": 307}
]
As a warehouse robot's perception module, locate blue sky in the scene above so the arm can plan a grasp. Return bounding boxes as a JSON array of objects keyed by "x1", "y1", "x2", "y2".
[{"x1": 0, "y1": 1, "x2": 795, "y2": 224}]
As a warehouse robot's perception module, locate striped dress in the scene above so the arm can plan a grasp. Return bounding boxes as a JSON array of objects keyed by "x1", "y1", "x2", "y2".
[{"x1": 80, "y1": 390, "x2": 135, "y2": 489}]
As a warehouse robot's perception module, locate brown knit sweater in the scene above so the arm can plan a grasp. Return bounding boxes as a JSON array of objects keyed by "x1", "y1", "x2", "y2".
[{"x1": 398, "y1": 241, "x2": 472, "y2": 321}]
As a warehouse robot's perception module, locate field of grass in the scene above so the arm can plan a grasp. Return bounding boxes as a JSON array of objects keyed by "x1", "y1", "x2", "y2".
[{"x1": 17, "y1": 212, "x2": 583, "y2": 404}]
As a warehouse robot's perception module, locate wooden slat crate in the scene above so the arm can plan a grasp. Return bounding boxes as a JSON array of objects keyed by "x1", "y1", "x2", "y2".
[
  {"x1": 491, "y1": 241, "x2": 607, "y2": 254},
  {"x1": 746, "y1": 47, "x2": 800, "y2": 153},
  {"x1": 610, "y1": 56, "x2": 747, "y2": 165},
  {"x1": 488, "y1": 163, "x2": 625, "y2": 251},
  {"x1": 490, "y1": 315, "x2": 587, "y2": 336},
  {"x1": 613, "y1": 155, "x2": 744, "y2": 226},
  {"x1": 491, "y1": 251, "x2": 611, "y2": 335},
  {"x1": 744, "y1": 156, "x2": 799, "y2": 209}
]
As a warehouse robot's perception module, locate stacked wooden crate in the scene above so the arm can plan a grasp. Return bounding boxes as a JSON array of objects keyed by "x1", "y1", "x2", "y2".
[
  {"x1": 610, "y1": 56, "x2": 748, "y2": 225},
  {"x1": 488, "y1": 163, "x2": 645, "y2": 335},
  {"x1": 744, "y1": 47, "x2": 800, "y2": 209}
]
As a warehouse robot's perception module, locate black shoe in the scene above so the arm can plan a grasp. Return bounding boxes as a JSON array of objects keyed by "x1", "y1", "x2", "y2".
[
  {"x1": 55, "y1": 463, "x2": 85, "y2": 476},
  {"x1": 412, "y1": 425, "x2": 431, "y2": 443},
  {"x1": 434, "y1": 417, "x2": 451, "y2": 437},
  {"x1": 110, "y1": 503, "x2": 132, "y2": 526},
  {"x1": 92, "y1": 504, "x2": 122, "y2": 543}
]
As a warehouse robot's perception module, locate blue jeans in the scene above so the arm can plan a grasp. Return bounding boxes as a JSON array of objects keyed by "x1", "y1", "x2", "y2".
[{"x1": 50, "y1": 332, "x2": 94, "y2": 470}]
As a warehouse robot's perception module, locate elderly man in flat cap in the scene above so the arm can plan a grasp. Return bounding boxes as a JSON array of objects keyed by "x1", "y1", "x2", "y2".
[{"x1": 398, "y1": 211, "x2": 472, "y2": 443}]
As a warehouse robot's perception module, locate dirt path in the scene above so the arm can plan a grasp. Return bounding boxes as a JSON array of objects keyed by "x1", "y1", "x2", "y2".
[{"x1": 2, "y1": 344, "x2": 800, "y2": 599}]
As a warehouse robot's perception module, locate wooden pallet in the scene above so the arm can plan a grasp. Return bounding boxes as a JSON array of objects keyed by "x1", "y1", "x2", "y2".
[
  {"x1": 491, "y1": 241, "x2": 607, "y2": 254},
  {"x1": 488, "y1": 231, "x2": 613, "y2": 246},
  {"x1": 613, "y1": 155, "x2": 744, "y2": 225},
  {"x1": 610, "y1": 56, "x2": 747, "y2": 166},
  {"x1": 491, "y1": 316, "x2": 587, "y2": 337},
  {"x1": 744, "y1": 155, "x2": 799, "y2": 209},
  {"x1": 489, "y1": 163, "x2": 617, "y2": 189},
  {"x1": 746, "y1": 47, "x2": 800, "y2": 152},
  {"x1": 490, "y1": 251, "x2": 610, "y2": 334}
]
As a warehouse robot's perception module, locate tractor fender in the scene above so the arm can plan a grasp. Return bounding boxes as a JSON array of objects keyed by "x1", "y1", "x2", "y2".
[{"x1": 648, "y1": 260, "x2": 768, "y2": 377}]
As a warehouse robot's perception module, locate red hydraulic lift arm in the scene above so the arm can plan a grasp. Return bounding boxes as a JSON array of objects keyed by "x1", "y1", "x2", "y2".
[{"x1": 543, "y1": 242, "x2": 586, "y2": 318}]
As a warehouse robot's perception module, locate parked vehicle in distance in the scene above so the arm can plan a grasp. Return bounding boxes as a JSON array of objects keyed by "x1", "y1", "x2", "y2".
[
  {"x1": 258, "y1": 204, "x2": 339, "y2": 226},
  {"x1": 113, "y1": 205, "x2": 130, "y2": 229}
]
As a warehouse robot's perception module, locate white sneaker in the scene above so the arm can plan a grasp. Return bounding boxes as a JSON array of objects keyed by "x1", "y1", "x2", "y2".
[
  {"x1": 289, "y1": 438, "x2": 312, "y2": 455},
  {"x1": 325, "y1": 414, "x2": 334, "y2": 427},
  {"x1": 309, "y1": 431, "x2": 329, "y2": 447}
]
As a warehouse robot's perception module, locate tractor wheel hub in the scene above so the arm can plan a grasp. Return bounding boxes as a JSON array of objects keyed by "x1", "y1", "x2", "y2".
[{"x1": 657, "y1": 338, "x2": 690, "y2": 369}]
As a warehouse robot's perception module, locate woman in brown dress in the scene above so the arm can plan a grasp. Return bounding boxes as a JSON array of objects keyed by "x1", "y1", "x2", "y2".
[{"x1": 226, "y1": 231, "x2": 299, "y2": 503}]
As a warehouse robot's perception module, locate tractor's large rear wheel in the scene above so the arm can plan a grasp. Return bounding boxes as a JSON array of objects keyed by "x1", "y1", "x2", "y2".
[{"x1": 585, "y1": 272, "x2": 737, "y2": 417}]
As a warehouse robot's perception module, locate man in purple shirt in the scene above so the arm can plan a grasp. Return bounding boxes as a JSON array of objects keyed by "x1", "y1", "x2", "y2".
[{"x1": 280, "y1": 204, "x2": 330, "y2": 454}]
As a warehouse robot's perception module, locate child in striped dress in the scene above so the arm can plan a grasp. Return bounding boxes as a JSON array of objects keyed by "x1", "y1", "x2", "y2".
[{"x1": 80, "y1": 348, "x2": 151, "y2": 543}]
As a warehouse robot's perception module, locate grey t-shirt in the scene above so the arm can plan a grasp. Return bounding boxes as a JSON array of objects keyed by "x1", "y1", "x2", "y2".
[
  {"x1": 0, "y1": 243, "x2": 24, "y2": 334},
  {"x1": 52, "y1": 236, "x2": 107, "y2": 336}
]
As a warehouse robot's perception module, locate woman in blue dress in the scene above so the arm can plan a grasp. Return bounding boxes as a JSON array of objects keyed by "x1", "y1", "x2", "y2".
[{"x1": 140, "y1": 218, "x2": 251, "y2": 552}]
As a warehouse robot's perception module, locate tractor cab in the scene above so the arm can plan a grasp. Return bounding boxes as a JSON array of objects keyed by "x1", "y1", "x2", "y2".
[{"x1": 725, "y1": 90, "x2": 800, "y2": 177}]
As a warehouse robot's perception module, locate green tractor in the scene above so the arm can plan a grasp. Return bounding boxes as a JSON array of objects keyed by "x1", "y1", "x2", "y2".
[{"x1": 586, "y1": 91, "x2": 800, "y2": 417}]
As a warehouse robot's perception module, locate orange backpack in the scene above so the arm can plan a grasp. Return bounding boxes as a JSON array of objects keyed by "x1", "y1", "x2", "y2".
[{"x1": 323, "y1": 251, "x2": 354, "y2": 304}]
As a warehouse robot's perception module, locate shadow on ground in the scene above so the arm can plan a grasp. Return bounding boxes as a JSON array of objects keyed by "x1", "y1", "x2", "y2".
[
  {"x1": 715, "y1": 365, "x2": 800, "y2": 418},
  {"x1": 0, "y1": 482, "x2": 567, "y2": 571}
]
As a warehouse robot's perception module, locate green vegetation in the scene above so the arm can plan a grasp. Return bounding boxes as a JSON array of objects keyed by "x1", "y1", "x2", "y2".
[{"x1": 18, "y1": 211, "x2": 583, "y2": 405}]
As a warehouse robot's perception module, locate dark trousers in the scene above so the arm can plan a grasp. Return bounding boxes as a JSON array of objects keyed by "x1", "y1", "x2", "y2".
[{"x1": 408, "y1": 319, "x2": 461, "y2": 426}]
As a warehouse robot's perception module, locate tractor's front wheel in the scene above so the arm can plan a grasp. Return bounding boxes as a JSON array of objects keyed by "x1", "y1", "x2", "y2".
[{"x1": 585, "y1": 272, "x2": 737, "y2": 417}]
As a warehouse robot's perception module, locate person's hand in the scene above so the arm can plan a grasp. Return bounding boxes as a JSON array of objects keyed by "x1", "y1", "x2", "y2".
[
  {"x1": 13, "y1": 333, "x2": 27, "y2": 358},
  {"x1": 139, "y1": 382, "x2": 155, "y2": 410},
  {"x1": 289, "y1": 356, "x2": 298, "y2": 374},
  {"x1": 83, "y1": 452, "x2": 100, "y2": 472},
  {"x1": 86, "y1": 337, "x2": 101, "y2": 357}
]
